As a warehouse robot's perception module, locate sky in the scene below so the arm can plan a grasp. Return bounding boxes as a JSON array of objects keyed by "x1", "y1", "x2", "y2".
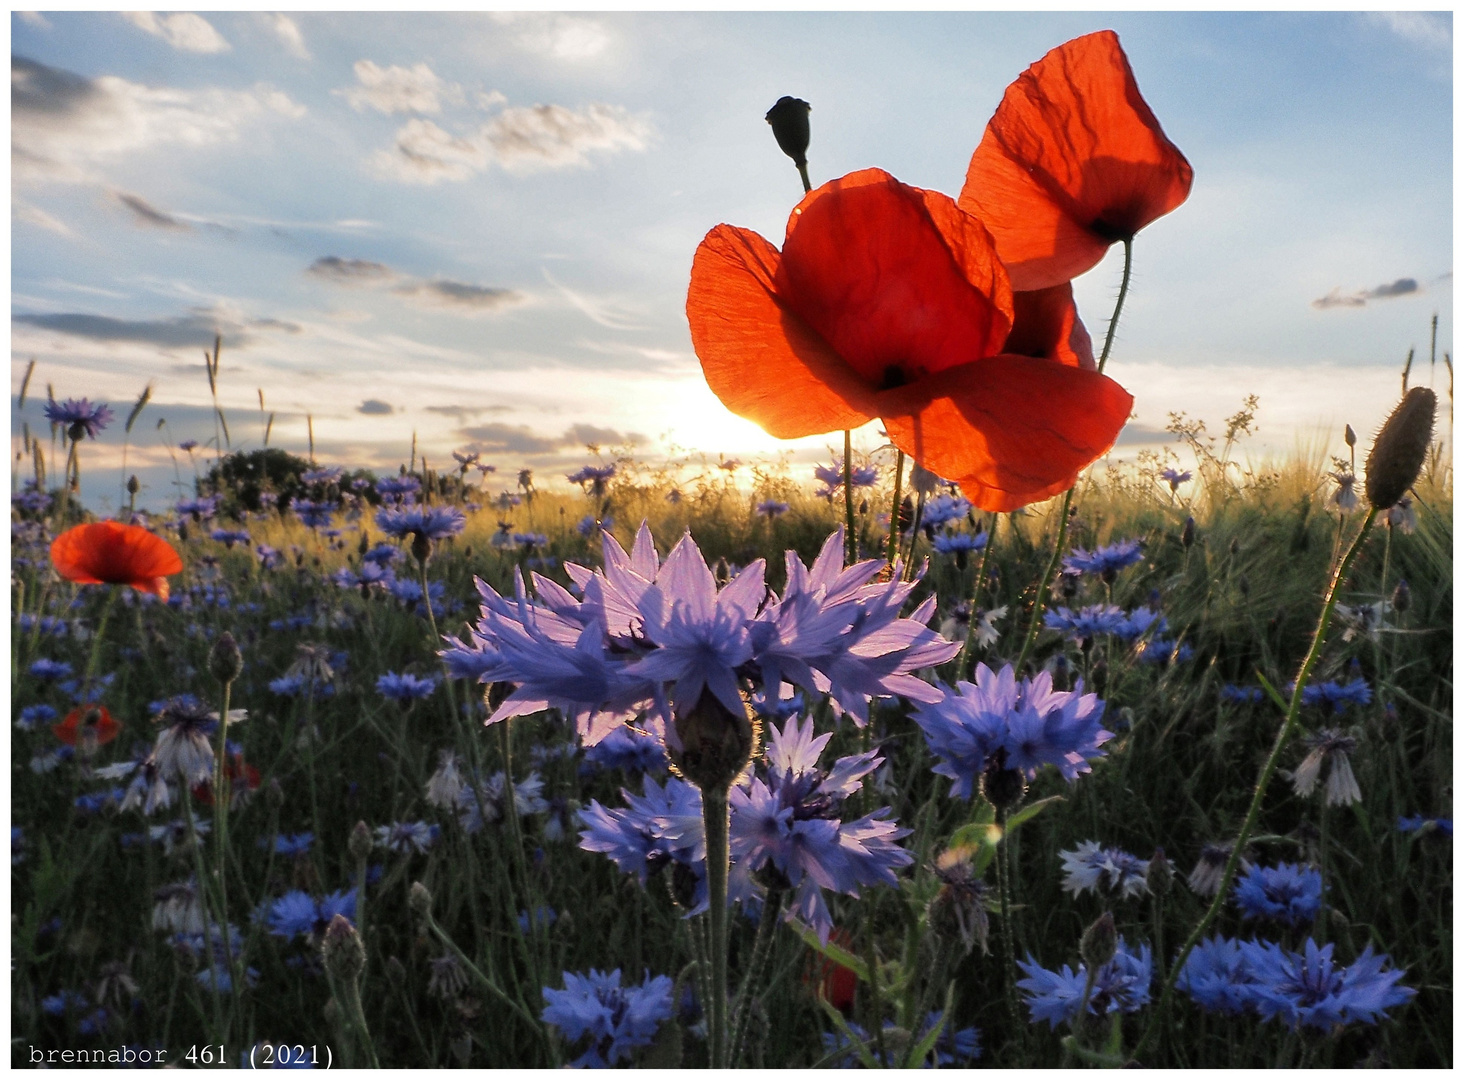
[{"x1": 9, "y1": 10, "x2": 1454, "y2": 512}]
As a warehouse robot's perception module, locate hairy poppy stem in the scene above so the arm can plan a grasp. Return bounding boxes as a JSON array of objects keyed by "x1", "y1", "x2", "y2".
[
  {"x1": 1097, "y1": 239, "x2": 1132, "y2": 375},
  {"x1": 843, "y1": 430, "x2": 857, "y2": 564},
  {"x1": 886, "y1": 450, "x2": 904, "y2": 567},
  {"x1": 702, "y1": 783, "x2": 732, "y2": 1068},
  {"x1": 1132, "y1": 508, "x2": 1378, "y2": 1065}
]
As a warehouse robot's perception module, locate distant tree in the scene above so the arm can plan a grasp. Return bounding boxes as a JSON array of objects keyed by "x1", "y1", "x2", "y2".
[{"x1": 199, "y1": 448, "x2": 314, "y2": 516}]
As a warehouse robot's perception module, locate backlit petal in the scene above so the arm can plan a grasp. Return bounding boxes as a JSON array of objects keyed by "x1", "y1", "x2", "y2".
[
  {"x1": 960, "y1": 30, "x2": 1194, "y2": 291},
  {"x1": 779, "y1": 168, "x2": 1012, "y2": 385},
  {"x1": 51, "y1": 522, "x2": 183, "y2": 593},
  {"x1": 1006, "y1": 283, "x2": 1095, "y2": 370},
  {"x1": 880, "y1": 355, "x2": 1133, "y2": 512},
  {"x1": 687, "y1": 224, "x2": 877, "y2": 438}
]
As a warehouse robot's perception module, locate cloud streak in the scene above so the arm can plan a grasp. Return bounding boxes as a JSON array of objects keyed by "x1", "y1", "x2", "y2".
[
  {"x1": 13, "y1": 307, "x2": 299, "y2": 349},
  {"x1": 116, "y1": 192, "x2": 190, "y2": 231},
  {"x1": 1312, "y1": 277, "x2": 1421, "y2": 310},
  {"x1": 337, "y1": 60, "x2": 459, "y2": 115},
  {"x1": 458, "y1": 421, "x2": 644, "y2": 455},
  {"x1": 307, "y1": 255, "x2": 523, "y2": 315},
  {"x1": 122, "y1": 11, "x2": 230, "y2": 54}
]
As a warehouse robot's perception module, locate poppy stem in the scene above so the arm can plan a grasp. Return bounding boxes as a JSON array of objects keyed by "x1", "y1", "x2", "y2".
[
  {"x1": 702, "y1": 782, "x2": 732, "y2": 1068},
  {"x1": 1132, "y1": 508, "x2": 1378, "y2": 1065},
  {"x1": 80, "y1": 585, "x2": 119, "y2": 694},
  {"x1": 843, "y1": 430, "x2": 857, "y2": 564},
  {"x1": 886, "y1": 451, "x2": 904, "y2": 567},
  {"x1": 797, "y1": 162, "x2": 812, "y2": 195},
  {"x1": 1013, "y1": 490, "x2": 1073, "y2": 673},
  {"x1": 1096, "y1": 238, "x2": 1133, "y2": 375}
]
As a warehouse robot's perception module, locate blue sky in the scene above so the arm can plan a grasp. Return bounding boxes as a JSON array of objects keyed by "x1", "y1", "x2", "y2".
[{"x1": 10, "y1": 11, "x2": 1453, "y2": 510}]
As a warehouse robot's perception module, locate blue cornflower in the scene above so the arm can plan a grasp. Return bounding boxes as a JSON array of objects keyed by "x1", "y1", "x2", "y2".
[
  {"x1": 541, "y1": 969, "x2": 675, "y2": 1067},
  {"x1": 41, "y1": 988, "x2": 90, "y2": 1015},
  {"x1": 375, "y1": 504, "x2": 466, "y2": 544},
  {"x1": 269, "y1": 833, "x2": 315, "y2": 856},
  {"x1": 1233, "y1": 863, "x2": 1323, "y2": 927},
  {"x1": 175, "y1": 496, "x2": 221, "y2": 521},
  {"x1": 267, "y1": 889, "x2": 357, "y2": 940},
  {"x1": 17, "y1": 703, "x2": 59, "y2": 732},
  {"x1": 518, "y1": 906, "x2": 557, "y2": 935},
  {"x1": 576, "y1": 514, "x2": 614, "y2": 538},
  {"x1": 932, "y1": 531, "x2": 989, "y2": 557},
  {"x1": 289, "y1": 498, "x2": 334, "y2": 529},
  {"x1": 582, "y1": 724, "x2": 669, "y2": 775},
  {"x1": 754, "y1": 499, "x2": 790, "y2": 519},
  {"x1": 45, "y1": 398, "x2": 114, "y2": 439},
  {"x1": 361, "y1": 542, "x2": 402, "y2": 567},
  {"x1": 1115, "y1": 605, "x2": 1168, "y2": 642},
  {"x1": 1044, "y1": 604, "x2": 1126, "y2": 647},
  {"x1": 579, "y1": 775, "x2": 706, "y2": 887},
  {"x1": 1239, "y1": 938, "x2": 1414, "y2": 1030},
  {"x1": 1134, "y1": 637, "x2": 1193, "y2": 665},
  {"x1": 374, "y1": 821, "x2": 438, "y2": 855},
  {"x1": 17, "y1": 614, "x2": 69, "y2": 637},
  {"x1": 29, "y1": 658, "x2": 74, "y2": 681},
  {"x1": 256, "y1": 544, "x2": 283, "y2": 569},
  {"x1": 821, "y1": 1011, "x2": 981, "y2": 1067},
  {"x1": 376, "y1": 671, "x2": 437, "y2": 702},
  {"x1": 78, "y1": 1008, "x2": 110, "y2": 1035},
  {"x1": 1176, "y1": 936, "x2": 1255, "y2": 1016},
  {"x1": 919, "y1": 492, "x2": 972, "y2": 530},
  {"x1": 513, "y1": 531, "x2": 548, "y2": 548},
  {"x1": 301, "y1": 466, "x2": 343, "y2": 485},
  {"x1": 912, "y1": 663, "x2": 1113, "y2": 796},
  {"x1": 1397, "y1": 815, "x2": 1452, "y2": 835},
  {"x1": 75, "y1": 788, "x2": 126, "y2": 814},
  {"x1": 730, "y1": 715, "x2": 912, "y2": 944},
  {"x1": 375, "y1": 475, "x2": 421, "y2": 502},
  {"x1": 567, "y1": 464, "x2": 617, "y2": 490},
  {"x1": 12, "y1": 826, "x2": 24, "y2": 865},
  {"x1": 1063, "y1": 539, "x2": 1144, "y2": 580},
  {"x1": 13, "y1": 487, "x2": 52, "y2": 514},
  {"x1": 1058, "y1": 841, "x2": 1150, "y2": 900},
  {"x1": 1298, "y1": 678, "x2": 1372, "y2": 714},
  {"x1": 179, "y1": 440, "x2": 198, "y2": 452},
  {"x1": 210, "y1": 529, "x2": 252, "y2": 549},
  {"x1": 268, "y1": 673, "x2": 307, "y2": 696},
  {"x1": 1221, "y1": 685, "x2": 1264, "y2": 704},
  {"x1": 1017, "y1": 939, "x2": 1153, "y2": 1029},
  {"x1": 1160, "y1": 467, "x2": 1192, "y2": 491}
]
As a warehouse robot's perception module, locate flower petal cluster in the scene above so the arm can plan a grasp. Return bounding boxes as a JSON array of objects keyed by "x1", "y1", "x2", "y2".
[
  {"x1": 266, "y1": 889, "x2": 357, "y2": 940},
  {"x1": 1017, "y1": 939, "x2": 1152, "y2": 1029},
  {"x1": 45, "y1": 397, "x2": 114, "y2": 439},
  {"x1": 1296, "y1": 678, "x2": 1372, "y2": 713},
  {"x1": 375, "y1": 671, "x2": 437, "y2": 702},
  {"x1": 912, "y1": 663, "x2": 1113, "y2": 796},
  {"x1": 1062, "y1": 538, "x2": 1143, "y2": 579},
  {"x1": 51, "y1": 522, "x2": 183, "y2": 601},
  {"x1": 454, "y1": 524, "x2": 959, "y2": 742},
  {"x1": 540, "y1": 968, "x2": 675, "y2": 1068},
  {"x1": 820, "y1": 1010, "x2": 981, "y2": 1067},
  {"x1": 374, "y1": 504, "x2": 466, "y2": 543},
  {"x1": 1233, "y1": 862, "x2": 1322, "y2": 927},
  {"x1": 1058, "y1": 840, "x2": 1150, "y2": 900}
]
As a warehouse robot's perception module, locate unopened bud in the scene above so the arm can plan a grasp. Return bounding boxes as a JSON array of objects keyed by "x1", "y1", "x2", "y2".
[
  {"x1": 386, "y1": 955, "x2": 407, "y2": 986},
  {"x1": 1229, "y1": 537, "x2": 1240, "y2": 557},
  {"x1": 409, "y1": 881, "x2": 433, "y2": 919},
  {"x1": 208, "y1": 631, "x2": 243, "y2": 686},
  {"x1": 348, "y1": 820, "x2": 372, "y2": 864},
  {"x1": 178, "y1": 520, "x2": 189, "y2": 544},
  {"x1": 411, "y1": 531, "x2": 432, "y2": 567},
  {"x1": 267, "y1": 777, "x2": 285, "y2": 809},
  {"x1": 321, "y1": 914, "x2": 365, "y2": 983},
  {"x1": 1079, "y1": 911, "x2": 1117, "y2": 972},
  {"x1": 980, "y1": 759, "x2": 1026, "y2": 811},
  {"x1": 764, "y1": 96, "x2": 811, "y2": 169},
  {"x1": 1391, "y1": 578, "x2": 1411, "y2": 615},
  {"x1": 1344, "y1": 424, "x2": 1357, "y2": 448},
  {"x1": 1181, "y1": 516, "x2": 1195, "y2": 550},
  {"x1": 1366, "y1": 387, "x2": 1436, "y2": 510},
  {"x1": 323, "y1": 996, "x2": 340, "y2": 1026},
  {"x1": 358, "y1": 532, "x2": 370, "y2": 556},
  {"x1": 669, "y1": 689, "x2": 757, "y2": 793},
  {"x1": 1146, "y1": 848, "x2": 1173, "y2": 899},
  {"x1": 126, "y1": 475, "x2": 140, "y2": 496}
]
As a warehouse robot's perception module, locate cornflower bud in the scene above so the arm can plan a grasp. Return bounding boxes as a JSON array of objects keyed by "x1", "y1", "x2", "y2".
[
  {"x1": 1181, "y1": 515, "x2": 1195, "y2": 550},
  {"x1": 348, "y1": 820, "x2": 372, "y2": 864},
  {"x1": 1391, "y1": 578, "x2": 1411, "y2": 615},
  {"x1": 267, "y1": 777, "x2": 285, "y2": 809},
  {"x1": 386, "y1": 955, "x2": 407, "y2": 986},
  {"x1": 1365, "y1": 387, "x2": 1436, "y2": 509},
  {"x1": 669, "y1": 688, "x2": 757, "y2": 793},
  {"x1": 411, "y1": 531, "x2": 432, "y2": 567},
  {"x1": 178, "y1": 520, "x2": 189, "y2": 543},
  {"x1": 126, "y1": 475, "x2": 140, "y2": 496},
  {"x1": 1344, "y1": 424, "x2": 1357, "y2": 449},
  {"x1": 764, "y1": 96, "x2": 811, "y2": 169},
  {"x1": 409, "y1": 881, "x2": 433, "y2": 919},
  {"x1": 1146, "y1": 847, "x2": 1172, "y2": 899},
  {"x1": 1080, "y1": 911, "x2": 1117, "y2": 971},
  {"x1": 358, "y1": 532, "x2": 370, "y2": 556},
  {"x1": 1228, "y1": 537, "x2": 1240, "y2": 557},
  {"x1": 321, "y1": 914, "x2": 365, "y2": 983},
  {"x1": 208, "y1": 631, "x2": 243, "y2": 686},
  {"x1": 980, "y1": 754, "x2": 1026, "y2": 812}
]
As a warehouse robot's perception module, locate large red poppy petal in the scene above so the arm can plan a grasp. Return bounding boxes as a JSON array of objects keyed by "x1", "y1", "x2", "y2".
[
  {"x1": 879, "y1": 355, "x2": 1133, "y2": 512},
  {"x1": 1006, "y1": 283, "x2": 1095, "y2": 370},
  {"x1": 687, "y1": 224, "x2": 878, "y2": 439},
  {"x1": 960, "y1": 30, "x2": 1194, "y2": 291},
  {"x1": 779, "y1": 168, "x2": 1012, "y2": 383},
  {"x1": 51, "y1": 522, "x2": 183, "y2": 592}
]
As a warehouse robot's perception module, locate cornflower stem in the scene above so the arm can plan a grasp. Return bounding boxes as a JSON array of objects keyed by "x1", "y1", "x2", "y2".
[
  {"x1": 843, "y1": 430, "x2": 857, "y2": 564},
  {"x1": 1014, "y1": 490, "x2": 1074, "y2": 673},
  {"x1": 181, "y1": 796, "x2": 227, "y2": 1043},
  {"x1": 421, "y1": 907, "x2": 549, "y2": 1045},
  {"x1": 418, "y1": 554, "x2": 459, "y2": 723},
  {"x1": 56, "y1": 437, "x2": 79, "y2": 526},
  {"x1": 886, "y1": 450, "x2": 905, "y2": 567},
  {"x1": 80, "y1": 585, "x2": 120, "y2": 693},
  {"x1": 1316, "y1": 805, "x2": 1330, "y2": 946},
  {"x1": 861, "y1": 909, "x2": 888, "y2": 1065},
  {"x1": 702, "y1": 783, "x2": 732, "y2": 1069},
  {"x1": 956, "y1": 513, "x2": 999, "y2": 679},
  {"x1": 994, "y1": 807, "x2": 1023, "y2": 1044},
  {"x1": 730, "y1": 885, "x2": 785, "y2": 1066},
  {"x1": 1133, "y1": 508, "x2": 1378, "y2": 1064},
  {"x1": 901, "y1": 490, "x2": 927, "y2": 578},
  {"x1": 333, "y1": 970, "x2": 381, "y2": 1070},
  {"x1": 496, "y1": 719, "x2": 539, "y2": 972},
  {"x1": 211, "y1": 680, "x2": 240, "y2": 1009}
]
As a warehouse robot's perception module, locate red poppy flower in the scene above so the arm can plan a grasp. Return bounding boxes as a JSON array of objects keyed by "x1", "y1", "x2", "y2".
[
  {"x1": 805, "y1": 927, "x2": 859, "y2": 1014},
  {"x1": 687, "y1": 168, "x2": 1132, "y2": 511},
  {"x1": 53, "y1": 704, "x2": 121, "y2": 749},
  {"x1": 959, "y1": 30, "x2": 1194, "y2": 292},
  {"x1": 192, "y1": 749, "x2": 261, "y2": 807},
  {"x1": 50, "y1": 521, "x2": 183, "y2": 602}
]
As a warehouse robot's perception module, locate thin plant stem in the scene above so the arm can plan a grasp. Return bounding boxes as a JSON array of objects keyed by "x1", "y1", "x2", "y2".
[
  {"x1": 702, "y1": 784, "x2": 732, "y2": 1068},
  {"x1": 843, "y1": 430, "x2": 857, "y2": 564},
  {"x1": 80, "y1": 585, "x2": 120, "y2": 693},
  {"x1": 956, "y1": 513, "x2": 999, "y2": 679},
  {"x1": 730, "y1": 886, "x2": 784, "y2": 1065},
  {"x1": 886, "y1": 450, "x2": 904, "y2": 567},
  {"x1": 994, "y1": 807, "x2": 1023, "y2": 1042},
  {"x1": 1133, "y1": 507, "x2": 1378, "y2": 1064}
]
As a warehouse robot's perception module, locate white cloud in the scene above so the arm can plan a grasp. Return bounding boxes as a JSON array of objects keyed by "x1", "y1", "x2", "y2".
[
  {"x1": 121, "y1": 11, "x2": 230, "y2": 54},
  {"x1": 1368, "y1": 12, "x2": 1451, "y2": 51},
  {"x1": 339, "y1": 60, "x2": 457, "y2": 115},
  {"x1": 264, "y1": 13, "x2": 309, "y2": 59},
  {"x1": 12, "y1": 57, "x2": 305, "y2": 185},
  {"x1": 490, "y1": 13, "x2": 612, "y2": 61},
  {"x1": 14, "y1": 199, "x2": 74, "y2": 237},
  {"x1": 17, "y1": 11, "x2": 50, "y2": 28},
  {"x1": 371, "y1": 102, "x2": 651, "y2": 183}
]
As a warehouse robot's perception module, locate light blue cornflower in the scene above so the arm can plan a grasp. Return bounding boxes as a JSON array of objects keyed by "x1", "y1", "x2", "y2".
[
  {"x1": 513, "y1": 531, "x2": 549, "y2": 548},
  {"x1": 29, "y1": 658, "x2": 73, "y2": 681},
  {"x1": 17, "y1": 614, "x2": 69, "y2": 637},
  {"x1": 1017, "y1": 939, "x2": 1153, "y2": 1029},
  {"x1": 17, "y1": 703, "x2": 58, "y2": 732},
  {"x1": 932, "y1": 531, "x2": 988, "y2": 557},
  {"x1": 210, "y1": 528, "x2": 252, "y2": 549},
  {"x1": 362, "y1": 542, "x2": 403, "y2": 567},
  {"x1": 1297, "y1": 678, "x2": 1373, "y2": 714},
  {"x1": 270, "y1": 833, "x2": 315, "y2": 856},
  {"x1": 266, "y1": 889, "x2": 357, "y2": 940},
  {"x1": 1115, "y1": 606, "x2": 1168, "y2": 642},
  {"x1": 1239, "y1": 938, "x2": 1414, "y2": 1030},
  {"x1": 755, "y1": 499, "x2": 790, "y2": 519},
  {"x1": 576, "y1": 514, "x2": 614, "y2": 538},
  {"x1": 256, "y1": 544, "x2": 283, "y2": 569},
  {"x1": 1134, "y1": 637, "x2": 1194, "y2": 665},
  {"x1": 1044, "y1": 604, "x2": 1126, "y2": 647},
  {"x1": 374, "y1": 821, "x2": 438, "y2": 855},
  {"x1": 375, "y1": 504, "x2": 466, "y2": 544},
  {"x1": 541, "y1": 968, "x2": 675, "y2": 1068},
  {"x1": 376, "y1": 671, "x2": 437, "y2": 702},
  {"x1": 1233, "y1": 863, "x2": 1323, "y2": 927},
  {"x1": 290, "y1": 498, "x2": 334, "y2": 529},
  {"x1": 175, "y1": 496, "x2": 221, "y2": 521},
  {"x1": 821, "y1": 1010, "x2": 982, "y2": 1068},
  {"x1": 1176, "y1": 935, "x2": 1256, "y2": 1015},
  {"x1": 1221, "y1": 685, "x2": 1264, "y2": 704},
  {"x1": 920, "y1": 492, "x2": 973, "y2": 531},
  {"x1": 1160, "y1": 467, "x2": 1192, "y2": 491},
  {"x1": 1058, "y1": 841, "x2": 1150, "y2": 900},
  {"x1": 45, "y1": 398, "x2": 113, "y2": 438},
  {"x1": 567, "y1": 463, "x2": 617, "y2": 489},
  {"x1": 582, "y1": 724, "x2": 669, "y2": 775},
  {"x1": 301, "y1": 466, "x2": 343, "y2": 485},
  {"x1": 1397, "y1": 815, "x2": 1452, "y2": 835},
  {"x1": 375, "y1": 475, "x2": 421, "y2": 502},
  {"x1": 911, "y1": 663, "x2": 1113, "y2": 796},
  {"x1": 579, "y1": 774, "x2": 706, "y2": 886},
  {"x1": 1063, "y1": 539, "x2": 1144, "y2": 580}
]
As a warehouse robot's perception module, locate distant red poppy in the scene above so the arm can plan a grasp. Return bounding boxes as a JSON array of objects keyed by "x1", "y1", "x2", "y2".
[
  {"x1": 805, "y1": 927, "x2": 858, "y2": 1014},
  {"x1": 53, "y1": 704, "x2": 120, "y2": 750},
  {"x1": 687, "y1": 168, "x2": 1132, "y2": 511},
  {"x1": 50, "y1": 521, "x2": 183, "y2": 602},
  {"x1": 959, "y1": 30, "x2": 1194, "y2": 292},
  {"x1": 192, "y1": 749, "x2": 261, "y2": 808}
]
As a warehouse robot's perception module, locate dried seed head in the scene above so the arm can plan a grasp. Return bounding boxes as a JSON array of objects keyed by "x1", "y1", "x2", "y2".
[
  {"x1": 320, "y1": 914, "x2": 365, "y2": 983},
  {"x1": 126, "y1": 474, "x2": 140, "y2": 496},
  {"x1": 765, "y1": 96, "x2": 811, "y2": 169},
  {"x1": 1080, "y1": 911, "x2": 1118, "y2": 971},
  {"x1": 1365, "y1": 387, "x2": 1436, "y2": 509},
  {"x1": 348, "y1": 820, "x2": 372, "y2": 864}
]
